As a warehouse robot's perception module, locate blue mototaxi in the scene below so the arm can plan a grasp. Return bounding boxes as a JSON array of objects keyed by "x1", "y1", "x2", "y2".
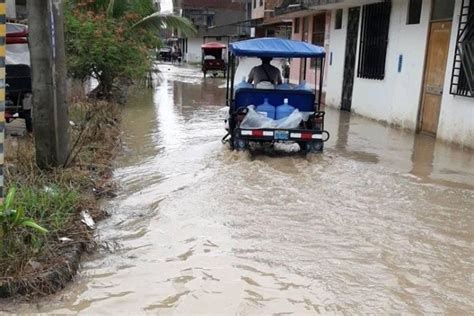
[{"x1": 225, "y1": 38, "x2": 330, "y2": 153}]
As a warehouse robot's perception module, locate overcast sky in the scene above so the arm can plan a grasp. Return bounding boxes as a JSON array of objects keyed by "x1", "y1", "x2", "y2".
[{"x1": 160, "y1": 0, "x2": 173, "y2": 13}]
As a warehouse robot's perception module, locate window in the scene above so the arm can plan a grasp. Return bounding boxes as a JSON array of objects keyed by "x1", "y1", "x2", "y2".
[
  {"x1": 253, "y1": 0, "x2": 256, "y2": 9},
  {"x1": 407, "y1": 0, "x2": 422, "y2": 24},
  {"x1": 450, "y1": 0, "x2": 474, "y2": 97},
  {"x1": 294, "y1": 18, "x2": 300, "y2": 33},
  {"x1": 312, "y1": 14, "x2": 326, "y2": 67},
  {"x1": 432, "y1": 0, "x2": 455, "y2": 21},
  {"x1": 302, "y1": 17, "x2": 309, "y2": 42},
  {"x1": 266, "y1": 29, "x2": 275, "y2": 37},
  {"x1": 357, "y1": 2, "x2": 392, "y2": 80},
  {"x1": 206, "y1": 15, "x2": 214, "y2": 27},
  {"x1": 335, "y1": 9, "x2": 343, "y2": 29},
  {"x1": 312, "y1": 14, "x2": 325, "y2": 46},
  {"x1": 260, "y1": 0, "x2": 263, "y2": 6}
]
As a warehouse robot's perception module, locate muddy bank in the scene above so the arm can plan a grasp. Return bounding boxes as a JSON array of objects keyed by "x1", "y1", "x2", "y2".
[{"x1": 0, "y1": 100, "x2": 121, "y2": 298}]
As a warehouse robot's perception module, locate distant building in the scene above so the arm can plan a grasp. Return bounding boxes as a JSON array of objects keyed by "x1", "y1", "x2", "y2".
[
  {"x1": 250, "y1": 0, "x2": 292, "y2": 38},
  {"x1": 178, "y1": 0, "x2": 248, "y2": 63},
  {"x1": 275, "y1": 0, "x2": 474, "y2": 148}
]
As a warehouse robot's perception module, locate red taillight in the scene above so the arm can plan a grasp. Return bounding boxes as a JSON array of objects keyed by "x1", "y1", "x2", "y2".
[
  {"x1": 252, "y1": 130, "x2": 264, "y2": 137},
  {"x1": 301, "y1": 132, "x2": 313, "y2": 140}
]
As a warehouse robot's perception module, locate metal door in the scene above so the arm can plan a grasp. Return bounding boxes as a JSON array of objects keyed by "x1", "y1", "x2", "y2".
[
  {"x1": 341, "y1": 7, "x2": 360, "y2": 112},
  {"x1": 419, "y1": 21, "x2": 452, "y2": 135}
]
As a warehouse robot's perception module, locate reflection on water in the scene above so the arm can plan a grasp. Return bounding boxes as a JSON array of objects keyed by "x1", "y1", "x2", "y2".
[{"x1": 6, "y1": 64, "x2": 474, "y2": 314}]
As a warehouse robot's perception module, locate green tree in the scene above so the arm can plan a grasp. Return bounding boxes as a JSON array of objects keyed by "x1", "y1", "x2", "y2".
[{"x1": 65, "y1": 0, "x2": 195, "y2": 98}]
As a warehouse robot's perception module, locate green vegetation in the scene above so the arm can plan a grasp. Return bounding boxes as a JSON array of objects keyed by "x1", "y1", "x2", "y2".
[
  {"x1": 1, "y1": 100, "x2": 120, "y2": 287},
  {"x1": 65, "y1": 0, "x2": 196, "y2": 98},
  {"x1": 1, "y1": 0, "x2": 191, "y2": 296},
  {"x1": 0, "y1": 185, "x2": 80, "y2": 278},
  {"x1": 0, "y1": 188, "x2": 49, "y2": 257}
]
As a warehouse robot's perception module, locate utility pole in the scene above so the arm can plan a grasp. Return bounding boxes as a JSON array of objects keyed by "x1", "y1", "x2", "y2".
[
  {"x1": 27, "y1": 0, "x2": 69, "y2": 168},
  {"x1": 0, "y1": 0, "x2": 6, "y2": 200}
]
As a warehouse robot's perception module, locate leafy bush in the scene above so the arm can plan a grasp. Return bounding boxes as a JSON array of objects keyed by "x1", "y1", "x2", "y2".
[
  {"x1": 66, "y1": 9, "x2": 150, "y2": 96},
  {"x1": 65, "y1": 0, "x2": 196, "y2": 98}
]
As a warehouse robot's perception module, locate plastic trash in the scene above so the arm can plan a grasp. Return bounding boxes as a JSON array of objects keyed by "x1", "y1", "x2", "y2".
[
  {"x1": 235, "y1": 77, "x2": 252, "y2": 91},
  {"x1": 275, "y1": 109, "x2": 304, "y2": 129},
  {"x1": 296, "y1": 80, "x2": 312, "y2": 91},
  {"x1": 275, "y1": 98, "x2": 295, "y2": 120},
  {"x1": 255, "y1": 81, "x2": 275, "y2": 89},
  {"x1": 301, "y1": 111, "x2": 314, "y2": 121},
  {"x1": 240, "y1": 105, "x2": 304, "y2": 130},
  {"x1": 240, "y1": 105, "x2": 276, "y2": 129},
  {"x1": 256, "y1": 98, "x2": 275, "y2": 119},
  {"x1": 276, "y1": 83, "x2": 292, "y2": 90},
  {"x1": 80, "y1": 210, "x2": 96, "y2": 230}
]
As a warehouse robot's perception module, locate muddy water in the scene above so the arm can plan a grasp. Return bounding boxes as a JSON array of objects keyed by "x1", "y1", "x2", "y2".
[{"x1": 7, "y1": 64, "x2": 474, "y2": 314}]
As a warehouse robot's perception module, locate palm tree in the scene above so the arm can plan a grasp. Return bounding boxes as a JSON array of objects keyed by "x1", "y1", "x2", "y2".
[{"x1": 88, "y1": 0, "x2": 196, "y2": 36}]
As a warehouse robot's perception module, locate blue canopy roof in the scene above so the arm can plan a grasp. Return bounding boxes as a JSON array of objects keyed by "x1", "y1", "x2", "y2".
[{"x1": 230, "y1": 38, "x2": 325, "y2": 58}]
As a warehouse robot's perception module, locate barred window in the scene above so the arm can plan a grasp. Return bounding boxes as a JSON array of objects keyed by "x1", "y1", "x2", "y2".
[
  {"x1": 357, "y1": 2, "x2": 392, "y2": 80},
  {"x1": 450, "y1": 0, "x2": 474, "y2": 97}
]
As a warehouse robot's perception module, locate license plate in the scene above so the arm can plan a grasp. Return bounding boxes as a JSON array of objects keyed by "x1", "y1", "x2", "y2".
[{"x1": 274, "y1": 130, "x2": 289, "y2": 140}]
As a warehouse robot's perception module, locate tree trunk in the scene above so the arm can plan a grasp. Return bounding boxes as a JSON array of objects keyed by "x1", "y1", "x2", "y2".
[{"x1": 27, "y1": 0, "x2": 69, "y2": 168}]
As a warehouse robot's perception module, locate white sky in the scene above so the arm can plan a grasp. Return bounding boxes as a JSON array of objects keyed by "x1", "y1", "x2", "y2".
[{"x1": 160, "y1": 0, "x2": 173, "y2": 13}]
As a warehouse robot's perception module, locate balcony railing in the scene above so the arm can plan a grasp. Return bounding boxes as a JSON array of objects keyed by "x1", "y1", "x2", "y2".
[{"x1": 275, "y1": 0, "x2": 345, "y2": 15}]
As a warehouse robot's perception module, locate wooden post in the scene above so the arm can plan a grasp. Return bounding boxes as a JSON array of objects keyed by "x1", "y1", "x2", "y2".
[{"x1": 0, "y1": 0, "x2": 5, "y2": 200}]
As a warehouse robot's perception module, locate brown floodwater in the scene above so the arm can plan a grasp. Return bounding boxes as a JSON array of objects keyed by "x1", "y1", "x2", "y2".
[{"x1": 4, "y1": 64, "x2": 474, "y2": 314}]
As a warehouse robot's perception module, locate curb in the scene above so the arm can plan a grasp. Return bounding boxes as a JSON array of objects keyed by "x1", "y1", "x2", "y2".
[{"x1": 0, "y1": 243, "x2": 84, "y2": 298}]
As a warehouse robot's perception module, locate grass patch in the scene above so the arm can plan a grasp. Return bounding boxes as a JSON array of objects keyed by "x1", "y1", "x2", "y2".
[{"x1": 0, "y1": 184, "x2": 82, "y2": 279}]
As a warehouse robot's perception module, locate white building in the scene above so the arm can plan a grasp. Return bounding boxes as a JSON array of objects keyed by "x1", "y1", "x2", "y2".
[
  {"x1": 279, "y1": 0, "x2": 474, "y2": 149},
  {"x1": 179, "y1": 0, "x2": 248, "y2": 63}
]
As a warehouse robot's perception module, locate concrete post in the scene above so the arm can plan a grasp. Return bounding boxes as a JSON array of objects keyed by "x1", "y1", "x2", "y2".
[
  {"x1": 27, "y1": 0, "x2": 69, "y2": 168},
  {"x1": 0, "y1": 0, "x2": 5, "y2": 200}
]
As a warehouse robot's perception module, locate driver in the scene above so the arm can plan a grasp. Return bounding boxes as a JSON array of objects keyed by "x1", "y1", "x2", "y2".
[{"x1": 247, "y1": 57, "x2": 283, "y2": 85}]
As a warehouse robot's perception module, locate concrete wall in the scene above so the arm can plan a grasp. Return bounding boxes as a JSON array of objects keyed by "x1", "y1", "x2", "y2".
[
  {"x1": 323, "y1": 0, "x2": 473, "y2": 148},
  {"x1": 349, "y1": 0, "x2": 431, "y2": 130},
  {"x1": 6, "y1": 0, "x2": 15, "y2": 18},
  {"x1": 437, "y1": 0, "x2": 474, "y2": 149},
  {"x1": 187, "y1": 38, "x2": 203, "y2": 63},
  {"x1": 251, "y1": 0, "x2": 265, "y2": 19},
  {"x1": 325, "y1": 8, "x2": 348, "y2": 108},
  {"x1": 186, "y1": 37, "x2": 229, "y2": 63}
]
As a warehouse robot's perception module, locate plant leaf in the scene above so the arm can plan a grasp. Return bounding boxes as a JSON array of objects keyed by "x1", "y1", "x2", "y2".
[
  {"x1": 21, "y1": 219, "x2": 49, "y2": 234},
  {"x1": 106, "y1": 0, "x2": 115, "y2": 18},
  {"x1": 4, "y1": 187, "x2": 16, "y2": 211},
  {"x1": 131, "y1": 13, "x2": 197, "y2": 37},
  {"x1": 13, "y1": 207, "x2": 24, "y2": 225}
]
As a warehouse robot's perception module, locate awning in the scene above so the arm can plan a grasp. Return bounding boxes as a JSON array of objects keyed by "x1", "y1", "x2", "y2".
[
  {"x1": 230, "y1": 37, "x2": 325, "y2": 58},
  {"x1": 201, "y1": 42, "x2": 227, "y2": 49}
]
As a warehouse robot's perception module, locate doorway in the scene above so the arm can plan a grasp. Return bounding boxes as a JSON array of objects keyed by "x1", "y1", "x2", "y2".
[
  {"x1": 419, "y1": 0, "x2": 455, "y2": 135},
  {"x1": 299, "y1": 17, "x2": 309, "y2": 82},
  {"x1": 341, "y1": 7, "x2": 360, "y2": 111}
]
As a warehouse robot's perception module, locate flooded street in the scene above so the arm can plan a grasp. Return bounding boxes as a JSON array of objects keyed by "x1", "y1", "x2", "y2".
[{"x1": 8, "y1": 64, "x2": 474, "y2": 314}]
